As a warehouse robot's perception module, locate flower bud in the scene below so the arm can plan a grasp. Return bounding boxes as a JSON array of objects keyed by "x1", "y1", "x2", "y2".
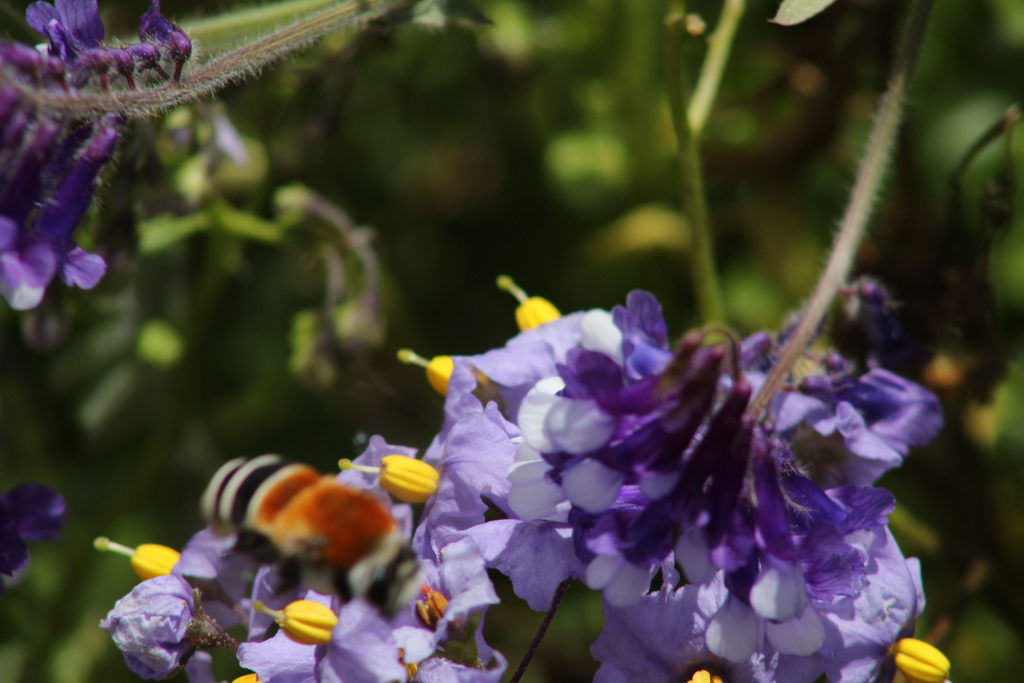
[
  {"x1": 891, "y1": 638, "x2": 950, "y2": 683},
  {"x1": 253, "y1": 600, "x2": 338, "y2": 645},
  {"x1": 379, "y1": 455, "x2": 440, "y2": 503}
]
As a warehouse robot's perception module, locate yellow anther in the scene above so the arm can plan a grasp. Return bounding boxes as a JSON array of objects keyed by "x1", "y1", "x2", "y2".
[
  {"x1": 379, "y1": 455, "x2": 440, "y2": 503},
  {"x1": 231, "y1": 675, "x2": 260, "y2": 683},
  {"x1": 398, "y1": 349, "x2": 455, "y2": 395},
  {"x1": 253, "y1": 600, "x2": 338, "y2": 645},
  {"x1": 132, "y1": 544, "x2": 183, "y2": 580},
  {"x1": 687, "y1": 671, "x2": 723, "y2": 683},
  {"x1": 94, "y1": 537, "x2": 181, "y2": 580},
  {"x1": 496, "y1": 275, "x2": 561, "y2": 331},
  {"x1": 891, "y1": 638, "x2": 951, "y2": 683},
  {"x1": 415, "y1": 585, "x2": 449, "y2": 629},
  {"x1": 339, "y1": 455, "x2": 439, "y2": 503}
]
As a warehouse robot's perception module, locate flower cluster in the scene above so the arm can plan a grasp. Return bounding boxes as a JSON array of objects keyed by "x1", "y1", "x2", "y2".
[
  {"x1": 98, "y1": 284, "x2": 948, "y2": 683},
  {"x1": 0, "y1": 0, "x2": 191, "y2": 309},
  {"x1": 100, "y1": 437, "x2": 506, "y2": 682}
]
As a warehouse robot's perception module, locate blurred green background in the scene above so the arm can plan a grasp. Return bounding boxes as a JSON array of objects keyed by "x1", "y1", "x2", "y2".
[{"x1": 2, "y1": 0, "x2": 1024, "y2": 680}]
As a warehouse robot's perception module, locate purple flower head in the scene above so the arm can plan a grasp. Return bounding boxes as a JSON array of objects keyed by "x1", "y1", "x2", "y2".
[
  {"x1": 0, "y1": 483, "x2": 67, "y2": 581},
  {"x1": 172, "y1": 527, "x2": 258, "y2": 630},
  {"x1": 813, "y1": 528, "x2": 924, "y2": 683},
  {"x1": 778, "y1": 368, "x2": 943, "y2": 486},
  {"x1": 592, "y1": 573, "x2": 823, "y2": 683},
  {"x1": 315, "y1": 600, "x2": 409, "y2": 683},
  {"x1": 100, "y1": 574, "x2": 197, "y2": 679}
]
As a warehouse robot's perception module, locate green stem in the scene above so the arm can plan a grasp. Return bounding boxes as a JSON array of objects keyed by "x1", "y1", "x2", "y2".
[
  {"x1": 687, "y1": 0, "x2": 745, "y2": 136},
  {"x1": 666, "y1": 1, "x2": 725, "y2": 324},
  {"x1": 746, "y1": 0, "x2": 936, "y2": 419},
  {"x1": 180, "y1": 0, "x2": 340, "y2": 55}
]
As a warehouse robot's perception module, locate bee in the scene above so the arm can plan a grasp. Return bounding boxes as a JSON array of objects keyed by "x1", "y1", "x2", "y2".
[{"x1": 200, "y1": 454, "x2": 420, "y2": 617}]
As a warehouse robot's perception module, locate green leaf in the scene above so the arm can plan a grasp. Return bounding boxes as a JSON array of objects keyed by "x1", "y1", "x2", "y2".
[{"x1": 771, "y1": 0, "x2": 840, "y2": 25}]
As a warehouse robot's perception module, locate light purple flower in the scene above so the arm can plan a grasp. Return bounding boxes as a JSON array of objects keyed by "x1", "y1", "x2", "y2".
[
  {"x1": 239, "y1": 625, "x2": 318, "y2": 683},
  {"x1": 811, "y1": 528, "x2": 925, "y2": 683},
  {"x1": 172, "y1": 527, "x2": 258, "y2": 630},
  {"x1": 314, "y1": 600, "x2": 409, "y2": 683},
  {"x1": 100, "y1": 574, "x2": 196, "y2": 679},
  {"x1": 592, "y1": 573, "x2": 822, "y2": 683}
]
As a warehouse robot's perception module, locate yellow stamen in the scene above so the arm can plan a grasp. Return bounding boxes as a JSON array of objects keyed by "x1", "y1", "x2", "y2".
[
  {"x1": 496, "y1": 275, "x2": 561, "y2": 331},
  {"x1": 339, "y1": 456, "x2": 440, "y2": 503},
  {"x1": 231, "y1": 675, "x2": 260, "y2": 683},
  {"x1": 398, "y1": 349, "x2": 455, "y2": 395},
  {"x1": 415, "y1": 584, "x2": 449, "y2": 629},
  {"x1": 253, "y1": 600, "x2": 338, "y2": 645},
  {"x1": 890, "y1": 638, "x2": 951, "y2": 683},
  {"x1": 94, "y1": 537, "x2": 181, "y2": 580},
  {"x1": 379, "y1": 455, "x2": 440, "y2": 503},
  {"x1": 687, "y1": 671, "x2": 723, "y2": 683}
]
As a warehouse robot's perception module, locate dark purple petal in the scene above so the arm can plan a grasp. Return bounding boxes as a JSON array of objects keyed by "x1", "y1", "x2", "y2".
[
  {"x1": 0, "y1": 119, "x2": 63, "y2": 223},
  {"x1": 34, "y1": 121, "x2": 119, "y2": 242},
  {"x1": 0, "y1": 483, "x2": 67, "y2": 540},
  {"x1": 0, "y1": 529, "x2": 30, "y2": 576},
  {"x1": 558, "y1": 348, "x2": 625, "y2": 412},
  {"x1": 55, "y1": 0, "x2": 104, "y2": 47},
  {"x1": 25, "y1": 3, "x2": 59, "y2": 36},
  {"x1": 0, "y1": 216, "x2": 17, "y2": 253},
  {"x1": 827, "y1": 485, "x2": 895, "y2": 534}
]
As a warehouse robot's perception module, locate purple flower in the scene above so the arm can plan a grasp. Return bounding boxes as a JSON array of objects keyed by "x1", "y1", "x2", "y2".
[
  {"x1": 0, "y1": 482, "x2": 67, "y2": 582},
  {"x1": 172, "y1": 527, "x2": 258, "y2": 630},
  {"x1": 777, "y1": 368, "x2": 943, "y2": 486},
  {"x1": 100, "y1": 574, "x2": 197, "y2": 679},
  {"x1": 315, "y1": 600, "x2": 409, "y2": 683},
  {"x1": 26, "y1": 0, "x2": 105, "y2": 61},
  {"x1": 811, "y1": 528, "x2": 925, "y2": 683},
  {"x1": 592, "y1": 573, "x2": 823, "y2": 683}
]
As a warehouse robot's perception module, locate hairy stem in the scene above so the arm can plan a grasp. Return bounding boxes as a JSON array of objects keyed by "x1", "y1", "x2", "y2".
[
  {"x1": 180, "y1": 0, "x2": 340, "y2": 54},
  {"x1": 746, "y1": 0, "x2": 936, "y2": 419},
  {"x1": 1, "y1": 0, "x2": 406, "y2": 120},
  {"x1": 688, "y1": 0, "x2": 745, "y2": 136},
  {"x1": 666, "y1": 1, "x2": 725, "y2": 324},
  {"x1": 507, "y1": 579, "x2": 570, "y2": 683}
]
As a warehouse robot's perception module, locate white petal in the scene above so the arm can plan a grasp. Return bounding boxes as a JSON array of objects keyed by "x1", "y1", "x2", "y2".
[
  {"x1": 546, "y1": 398, "x2": 616, "y2": 454},
  {"x1": 584, "y1": 554, "x2": 622, "y2": 590},
  {"x1": 520, "y1": 389, "x2": 561, "y2": 454},
  {"x1": 508, "y1": 478, "x2": 567, "y2": 521},
  {"x1": 513, "y1": 440, "x2": 543, "y2": 463},
  {"x1": 602, "y1": 562, "x2": 652, "y2": 607},
  {"x1": 675, "y1": 527, "x2": 716, "y2": 585},
  {"x1": 750, "y1": 560, "x2": 806, "y2": 622},
  {"x1": 765, "y1": 604, "x2": 825, "y2": 655},
  {"x1": 506, "y1": 458, "x2": 551, "y2": 485},
  {"x1": 562, "y1": 459, "x2": 624, "y2": 513},
  {"x1": 706, "y1": 596, "x2": 760, "y2": 663},
  {"x1": 639, "y1": 471, "x2": 679, "y2": 500},
  {"x1": 580, "y1": 309, "x2": 623, "y2": 362}
]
